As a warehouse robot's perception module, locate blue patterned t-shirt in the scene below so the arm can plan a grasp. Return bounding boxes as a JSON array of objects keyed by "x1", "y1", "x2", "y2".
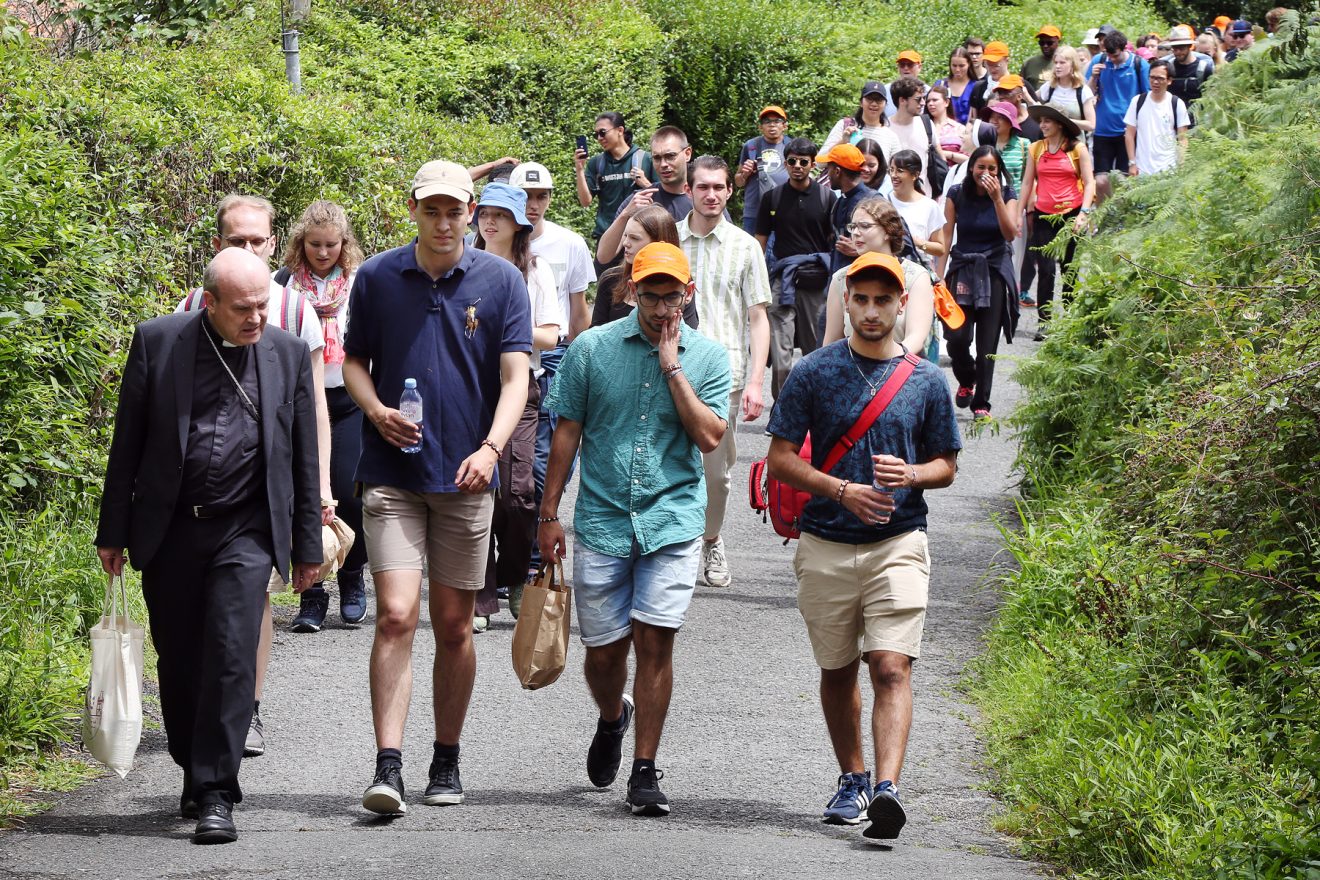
[{"x1": 767, "y1": 342, "x2": 962, "y2": 544}]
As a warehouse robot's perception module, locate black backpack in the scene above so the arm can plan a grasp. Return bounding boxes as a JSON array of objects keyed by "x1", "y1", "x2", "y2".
[
  {"x1": 1133, "y1": 91, "x2": 1186, "y2": 150},
  {"x1": 920, "y1": 115, "x2": 950, "y2": 197}
]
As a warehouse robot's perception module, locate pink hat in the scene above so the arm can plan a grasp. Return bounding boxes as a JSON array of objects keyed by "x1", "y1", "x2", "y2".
[
  {"x1": 1135, "y1": 46, "x2": 1157, "y2": 59},
  {"x1": 980, "y1": 100, "x2": 1022, "y2": 131}
]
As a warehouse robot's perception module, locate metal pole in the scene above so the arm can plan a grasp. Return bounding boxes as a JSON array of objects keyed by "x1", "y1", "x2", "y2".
[{"x1": 281, "y1": 4, "x2": 301, "y2": 94}]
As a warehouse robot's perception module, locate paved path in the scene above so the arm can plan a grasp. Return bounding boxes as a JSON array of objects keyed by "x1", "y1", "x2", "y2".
[{"x1": 1, "y1": 331, "x2": 1044, "y2": 879}]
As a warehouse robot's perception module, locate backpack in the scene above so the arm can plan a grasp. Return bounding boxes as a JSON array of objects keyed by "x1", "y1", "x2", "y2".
[
  {"x1": 920, "y1": 115, "x2": 950, "y2": 197},
  {"x1": 181, "y1": 285, "x2": 306, "y2": 335},
  {"x1": 1041, "y1": 83, "x2": 1086, "y2": 118},
  {"x1": 1133, "y1": 92, "x2": 1186, "y2": 150}
]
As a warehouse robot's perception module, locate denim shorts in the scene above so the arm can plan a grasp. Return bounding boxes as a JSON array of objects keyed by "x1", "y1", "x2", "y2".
[{"x1": 572, "y1": 536, "x2": 702, "y2": 647}]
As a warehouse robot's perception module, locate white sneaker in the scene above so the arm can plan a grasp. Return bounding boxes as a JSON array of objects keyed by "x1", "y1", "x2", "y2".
[{"x1": 703, "y1": 537, "x2": 731, "y2": 587}]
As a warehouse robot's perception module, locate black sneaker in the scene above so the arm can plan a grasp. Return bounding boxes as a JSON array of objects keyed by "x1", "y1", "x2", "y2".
[
  {"x1": 955, "y1": 386, "x2": 974, "y2": 409},
  {"x1": 423, "y1": 755, "x2": 464, "y2": 805},
  {"x1": 290, "y1": 587, "x2": 329, "y2": 633},
  {"x1": 626, "y1": 765, "x2": 670, "y2": 816},
  {"x1": 362, "y1": 764, "x2": 407, "y2": 815},
  {"x1": 338, "y1": 569, "x2": 367, "y2": 625},
  {"x1": 587, "y1": 694, "x2": 634, "y2": 788},
  {"x1": 862, "y1": 780, "x2": 907, "y2": 840},
  {"x1": 243, "y1": 709, "x2": 265, "y2": 757}
]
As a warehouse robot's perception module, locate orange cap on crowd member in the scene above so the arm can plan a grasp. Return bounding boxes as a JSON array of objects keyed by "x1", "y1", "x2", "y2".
[
  {"x1": 816, "y1": 143, "x2": 866, "y2": 171},
  {"x1": 1213, "y1": 14, "x2": 1232, "y2": 30},
  {"x1": 759, "y1": 105, "x2": 787, "y2": 120},
  {"x1": 897, "y1": 49, "x2": 923, "y2": 63},
  {"x1": 631, "y1": 242, "x2": 691, "y2": 285},
  {"x1": 982, "y1": 40, "x2": 1010, "y2": 61},
  {"x1": 995, "y1": 73, "x2": 1026, "y2": 90},
  {"x1": 1036, "y1": 24, "x2": 1062, "y2": 38},
  {"x1": 845, "y1": 252, "x2": 906, "y2": 288}
]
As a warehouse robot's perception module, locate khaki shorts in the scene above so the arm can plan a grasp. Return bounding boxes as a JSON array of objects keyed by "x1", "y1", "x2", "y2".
[
  {"x1": 793, "y1": 529, "x2": 930, "y2": 668},
  {"x1": 361, "y1": 484, "x2": 494, "y2": 590}
]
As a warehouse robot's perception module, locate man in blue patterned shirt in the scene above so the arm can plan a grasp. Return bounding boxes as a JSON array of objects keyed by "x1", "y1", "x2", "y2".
[
  {"x1": 767, "y1": 252, "x2": 961, "y2": 842},
  {"x1": 539, "y1": 243, "x2": 731, "y2": 818}
]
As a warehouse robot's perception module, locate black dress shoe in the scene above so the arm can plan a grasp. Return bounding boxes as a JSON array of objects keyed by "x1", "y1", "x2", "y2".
[{"x1": 193, "y1": 802, "x2": 238, "y2": 844}]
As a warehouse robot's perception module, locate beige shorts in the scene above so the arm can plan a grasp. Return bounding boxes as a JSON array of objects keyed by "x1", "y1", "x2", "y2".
[
  {"x1": 794, "y1": 529, "x2": 930, "y2": 668},
  {"x1": 361, "y1": 484, "x2": 495, "y2": 590}
]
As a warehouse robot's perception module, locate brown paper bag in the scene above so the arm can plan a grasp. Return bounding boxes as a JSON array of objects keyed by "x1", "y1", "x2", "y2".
[{"x1": 511, "y1": 561, "x2": 572, "y2": 690}]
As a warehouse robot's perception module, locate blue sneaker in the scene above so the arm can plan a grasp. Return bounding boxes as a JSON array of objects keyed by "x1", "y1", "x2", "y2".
[
  {"x1": 822, "y1": 771, "x2": 872, "y2": 825},
  {"x1": 862, "y1": 779, "x2": 907, "y2": 839}
]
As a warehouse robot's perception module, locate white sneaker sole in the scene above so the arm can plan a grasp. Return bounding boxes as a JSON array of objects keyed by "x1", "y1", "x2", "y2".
[
  {"x1": 628, "y1": 800, "x2": 670, "y2": 816},
  {"x1": 421, "y1": 791, "x2": 465, "y2": 806},
  {"x1": 362, "y1": 785, "x2": 406, "y2": 815}
]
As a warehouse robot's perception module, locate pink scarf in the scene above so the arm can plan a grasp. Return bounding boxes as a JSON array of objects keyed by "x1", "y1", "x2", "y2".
[{"x1": 289, "y1": 265, "x2": 351, "y2": 365}]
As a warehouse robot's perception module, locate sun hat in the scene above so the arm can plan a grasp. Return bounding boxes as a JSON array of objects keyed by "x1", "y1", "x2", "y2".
[
  {"x1": 631, "y1": 242, "x2": 691, "y2": 285},
  {"x1": 476, "y1": 182, "x2": 532, "y2": 230},
  {"x1": 846, "y1": 252, "x2": 906, "y2": 288},
  {"x1": 1166, "y1": 24, "x2": 1197, "y2": 46},
  {"x1": 509, "y1": 162, "x2": 553, "y2": 190},
  {"x1": 1027, "y1": 104, "x2": 1081, "y2": 139},
  {"x1": 412, "y1": 160, "x2": 474, "y2": 202},
  {"x1": 980, "y1": 100, "x2": 1022, "y2": 131},
  {"x1": 1036, "y1": 24, "x2": 1062, "y2": 38},
  {"x1": 816, "y1": 143, "x2": 866, "y2": 171},
  {"x1": 982, "y1": 40, "x2": 1010, "y2": 61}
]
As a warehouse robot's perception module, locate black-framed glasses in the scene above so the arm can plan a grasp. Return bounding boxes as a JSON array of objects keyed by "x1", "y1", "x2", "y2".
[
  {"x1": 785, "y1": 157, "x2": 813, "y2": 167},
  {"x1": 593, "y1": 128, "x2": 614, "y2": 139},
  {"x1": 637, "y1": 291, "x2": 686, "y2": 308}
]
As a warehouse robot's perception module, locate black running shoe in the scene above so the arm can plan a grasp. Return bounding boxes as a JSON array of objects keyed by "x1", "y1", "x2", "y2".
[
  {"x1": 362, "y1": 764, "x2": 407, "y2": 815},
  {"x1": 626, "y1": 765, "x2": 670, "y2": 816},
  {"x1": 290, "y1": 587, "x2": 329, "y2": 633},
  {"x1": 587, "y1": 694, "x2": 634, "y2": 788},
  {"x1": 338, "y1": 569, "x2": 367, "y2": 625},
  {"x1": 423, "y1": 755, "x2": 464, "y2": 806}
]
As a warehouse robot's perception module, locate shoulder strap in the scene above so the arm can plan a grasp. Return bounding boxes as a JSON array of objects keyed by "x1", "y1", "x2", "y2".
[
  {"x1": 921, "y1": 114, "x2": 934, "y2": 139},
  {"x1": 1076, "y1": 85, "x2": 1085, "y2": 110},
  {"x1": 820, "y1": 352, "x2": 921, "y2": 475},
  {"x1": 281, "y1": 290, "x2": 304, "y2": 334},
  {"x1": 1029, "y1": 139, "x2": 1046, "y2": 162},
  {"x1": 819, "y1": 181, "x2": 833, "y2": 211},
  {"x1": 1136, "y1": 91, "x2": 1148, "y2": 117}
]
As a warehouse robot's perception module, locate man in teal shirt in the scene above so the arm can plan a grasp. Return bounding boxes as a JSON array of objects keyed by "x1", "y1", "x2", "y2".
[{"x1": 539, "y1": 243, "x2": 731, "y2": 818}]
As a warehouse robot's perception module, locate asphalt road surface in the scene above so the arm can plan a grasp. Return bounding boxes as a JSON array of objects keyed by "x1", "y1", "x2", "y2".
[{"x1": 1, "y1": 330, "x2": 1045, "y2": 880}]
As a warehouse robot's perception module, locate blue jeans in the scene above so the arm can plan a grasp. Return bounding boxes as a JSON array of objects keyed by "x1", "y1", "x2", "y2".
[
  {"x1": 531, "y1": 343, "x2": 576, "y2": 569},
  {"x1": 572, "y1": 536, "x2": 702, "y2": 647}
]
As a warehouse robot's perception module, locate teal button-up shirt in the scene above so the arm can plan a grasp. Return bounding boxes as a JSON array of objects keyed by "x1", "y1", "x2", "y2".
[{"x1": 546, "y1": 311, "x2": 732, "y2": 557}]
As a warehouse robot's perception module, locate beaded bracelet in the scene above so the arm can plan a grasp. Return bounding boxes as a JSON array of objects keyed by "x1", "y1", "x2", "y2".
[
  {"x1": 480, "y1": 439, "x2": 501, "y2": 456},
  {"x1": 835, "y1": 479, "x2": 850, "y2": 503},
  {"x1": 661, "y1": 363, "x2": 683, "y2": 381},
  {"x1": 537, "y1": 515, "x2": 559, "y2": 524}
]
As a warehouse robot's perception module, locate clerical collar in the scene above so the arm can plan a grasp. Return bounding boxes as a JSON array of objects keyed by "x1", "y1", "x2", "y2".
[{"x1": 201, "y1": 311, "x2": 241, "y2": 348}]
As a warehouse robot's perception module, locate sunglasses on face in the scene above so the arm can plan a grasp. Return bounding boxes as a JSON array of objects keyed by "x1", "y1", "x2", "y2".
[
  {"x1": 785, "y1": 157, "x2": 813, "y2": 167},
  {"x1": 593, "y1": 127, "x2": 615, "y2": 139}
]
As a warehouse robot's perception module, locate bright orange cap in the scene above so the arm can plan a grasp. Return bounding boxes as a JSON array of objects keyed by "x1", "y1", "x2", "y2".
[
  {"x1": 759, "y1": 105, "x2": 787, "y2": 120},
  {"x1": 995, "y1": 73, "x2": 1026, "y2": 90},
  {"x1": 816, "y1": 143, "x2": 866, "y2": 171},
  {"x1": 631, "y1": 242, "x2": 691, "y2": 285},
  {"x1": 846, "y1": 252, "x2": 906, "y2": 288},
  {"x1": 897, "y1": 49, "x2": 923, "y2": 63},
  {"x1": 1036, "y1": 24, "x2": 1062, "y2": 38},
  {"x1": 1213, "y1": 14, "x2": 1232, "y2": 29},
  {"x1": 982, "y1": 40, "x2": 1010, "y2": 61}
]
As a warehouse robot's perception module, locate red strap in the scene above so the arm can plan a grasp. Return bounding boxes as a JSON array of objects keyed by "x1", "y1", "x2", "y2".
[{"x1": 820, "y1": 352, "x2": 920, "y2": 475}]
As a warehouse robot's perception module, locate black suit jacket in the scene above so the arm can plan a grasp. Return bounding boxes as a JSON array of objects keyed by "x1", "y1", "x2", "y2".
[{"x1": 95, "y1": 310, "x2": 321, "y2": 578}]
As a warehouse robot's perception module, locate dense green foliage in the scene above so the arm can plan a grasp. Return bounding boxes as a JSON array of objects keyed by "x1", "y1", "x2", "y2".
[{"x1": 976, "y1": 18, "x2": 1320, "y2": 879}]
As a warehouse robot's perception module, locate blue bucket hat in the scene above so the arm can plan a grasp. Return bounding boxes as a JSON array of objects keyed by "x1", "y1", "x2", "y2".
[{"x1": 476, "y1": 182, "x2": 532, "y2": 230}]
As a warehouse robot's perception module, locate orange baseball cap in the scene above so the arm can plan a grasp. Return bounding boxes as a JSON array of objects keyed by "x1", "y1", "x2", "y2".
[
  {"x1": 816, "y1": 143, "x2": 865, "y2": 171},
  {"x1": 1213, "y1": 14, "x2": 1232, "y2": 30},
  {"x1": 1036, "y1": 24, "x2": 1062, "y2": 38},
  {"x1": 897, "y1": 49, "x2": 923, "y2": 64},
  {"x1": 995, "y1": 73, "x2": 1026, "y2": 90},
  {"x1": 982, "y1": 40, "x2": 1010, "y2": 61},
  {"x1": 846, "y1": 252, "x2": 905, "y2": 288},
  {"x1": 759, "y1": 105, "x2": 787, "y2": 120},
  {"x1": 631, "y1": 242, "x2": 691, "y2": 285}
]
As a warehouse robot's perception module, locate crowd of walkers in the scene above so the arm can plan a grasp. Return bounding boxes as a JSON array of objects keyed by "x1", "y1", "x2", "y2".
[{"x1": 95, "y1": 12, "x2": 1275, "y2": 847}]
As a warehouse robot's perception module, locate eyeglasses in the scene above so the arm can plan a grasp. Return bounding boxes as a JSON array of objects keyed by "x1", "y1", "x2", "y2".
[
  {"x1": 224, "y1": 235, "x2": 271, "y2": 250},
  {"x1": 653, "y1": 150, "x2": 687, "y2": 163},
  {"x1": 593, "y1": 127, "x2": 614, "y2": 139},
  {"x1": 637, "y1": 291, "x2": 686, "y2": 308},
  {"x1": 846, "y1": 221, "x2": 878, "y2": 234},
  {"x1": 759, "y1": 117, "x2": 786, "y2": 125},
  {"x1": 785, "y1": 157, "x2": 813, "y2": 167}
]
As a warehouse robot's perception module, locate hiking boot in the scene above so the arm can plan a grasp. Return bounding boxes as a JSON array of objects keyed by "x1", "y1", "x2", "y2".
[
  {"x1": 702, "y1": 537, "x2": 731, "y2": 588},
  {"x1": 423, "y1": 755, "x2": 464, "y2": 806},
  {"x1": 362, "y1": 764, "x2": 407, "y2": 815},
  {"x1": 508, "y1": 582, "x2": 525, "y2": 620},
  {"x1": 290, "y1": 586, "x2": 329, "y2": 633},
  {"x1": 338, "y1": 569, "x2": 367, "y2": 625},
  {"x1": 862, "y1": 780, "x2": 907, "y2": 840},
  {"x1": 626, "y1": 764, "x2": 670, "y2": 816},
  {"x1": 821, "y1": 771, "x2": 873, "y2": 825},
  {"x1": 587, "y1": 694, "x2": 634, "y2": 788},
  {"x1": 243, "y1": 708, "x2": 265, "y2": 757},
  {"x1": 955, "y1": 386, "x2": 974, "y2": 409}
]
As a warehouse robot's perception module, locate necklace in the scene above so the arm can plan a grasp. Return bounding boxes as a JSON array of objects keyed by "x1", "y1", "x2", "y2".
[
  {"x1": 847, "y1": 343, "x2": 898, "y2": 397},
  {"x1": 203, "y1": 322, "x2": 260, "y2": 420}
]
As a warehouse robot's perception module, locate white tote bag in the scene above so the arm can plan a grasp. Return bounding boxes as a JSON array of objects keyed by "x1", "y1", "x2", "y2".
[{"x1": 81, "y1": 572, "x2": 145, "y2": 778}]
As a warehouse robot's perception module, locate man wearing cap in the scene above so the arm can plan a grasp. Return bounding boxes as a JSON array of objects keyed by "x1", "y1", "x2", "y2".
[
  {"x1": 896, "y1": 50, "x2": 924, "y2": 80},
  {"x1": 344, "y1": 160, "x2": 532, "y2": 816},
  {"x1": 539, "y1": 242, "x2": 732, "y2": 817},
  {"x1": 767, "y1": 251, "x2": 961, "y2": 841},
  {"x1": 596, "y1": 126, "x2": 696, "y2": 265},
  {"x1": 993, "y1": 74, "x2": 1042, "y2": 141},
  {"x1": 968, "y1": 40, "x2": 1012, "y2": 114},
  {"x1": 1086, "y1": 28, "x2": 1150, "y2": 176},
  {"x1": 820, "y1": 143, "x2": 876, "y2": 275},
  {"x1": 1161, "y1": 24, "x2": 1214, "y2": 115},
  {"x1": 1021, "y1": 25, "x2": 1061, "y2": 91},
  {"x1": 678, "y1": 156, "x2": 772, "y2": 589},
  {"x1": 1226, "y1": 19, "x2": 1254, "y2": 60},
  {"x1": 735, "y1": 106, "x2": 791, "y2": 235}
]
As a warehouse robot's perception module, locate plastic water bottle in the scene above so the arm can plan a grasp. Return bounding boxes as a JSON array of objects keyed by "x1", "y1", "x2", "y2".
[
  {"x1": 872, "y1": 481, "x2": 893, "y2": 525},
  {"x1": 399, "y1": 378, "x2": 423, "y2": 455}
]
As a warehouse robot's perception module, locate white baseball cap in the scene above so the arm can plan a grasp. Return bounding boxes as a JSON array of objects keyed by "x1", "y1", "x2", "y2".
[
  {"x1": 411, "y1": 160, "x2": 473, "y2": 202},
  {"x1": 1082, "y1": 28, "x2": 1101, "y2": 46},
  {"x1": 509, "y1": 162, "x2": 554, "y2": 190}
]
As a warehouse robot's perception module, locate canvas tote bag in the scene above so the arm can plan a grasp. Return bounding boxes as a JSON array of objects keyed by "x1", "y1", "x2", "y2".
[{"x1": 82, "y1": 572, "x2": 146, "y2": 777}]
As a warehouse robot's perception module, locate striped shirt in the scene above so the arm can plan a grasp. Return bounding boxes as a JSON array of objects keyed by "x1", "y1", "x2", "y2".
[{"x1": 677, "y1": 215, "x2": 772, "y2": 389}]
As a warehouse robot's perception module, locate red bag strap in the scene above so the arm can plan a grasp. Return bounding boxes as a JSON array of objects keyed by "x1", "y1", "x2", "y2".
[{"x1": 820, "y1": 351, "x2": 920, "y2": 475}]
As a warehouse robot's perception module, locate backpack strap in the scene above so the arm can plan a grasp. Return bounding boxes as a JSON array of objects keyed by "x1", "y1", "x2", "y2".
[
  {"x1": 182, "y1": 288, "x2": 205, "y2": 311},
  {"x1": 281, "y1": 290, "x2": 305, "y2": 334},
  {"x1": 820, "y1": 352, "x2": 921, "y2": 475}
]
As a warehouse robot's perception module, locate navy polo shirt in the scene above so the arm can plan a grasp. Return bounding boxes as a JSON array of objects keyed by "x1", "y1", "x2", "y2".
[{"x1": 343, "y1": 241, "x2": 532, "y2": 493}]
